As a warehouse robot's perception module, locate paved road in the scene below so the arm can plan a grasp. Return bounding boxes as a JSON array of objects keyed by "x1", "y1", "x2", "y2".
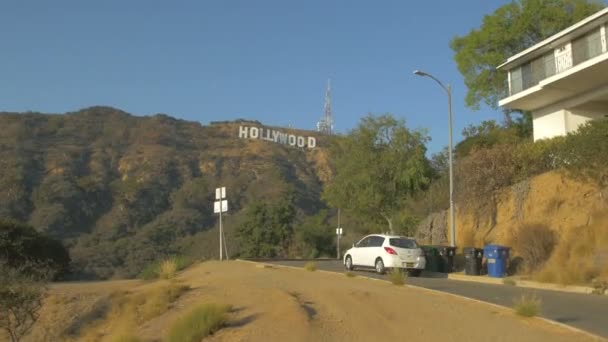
[{"x1": 264, "y1": 259, "x2": 608, "y2": 339}]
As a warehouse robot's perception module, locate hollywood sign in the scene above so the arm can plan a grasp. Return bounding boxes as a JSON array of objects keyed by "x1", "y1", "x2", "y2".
[{"x1": 238, "y1": 125, "x2": 317, "y2": 149}]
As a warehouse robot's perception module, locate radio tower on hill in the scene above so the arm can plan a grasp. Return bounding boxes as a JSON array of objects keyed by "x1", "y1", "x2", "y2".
[{"x1": 316, "y1": 79, "x2": 333, "y2": 135}]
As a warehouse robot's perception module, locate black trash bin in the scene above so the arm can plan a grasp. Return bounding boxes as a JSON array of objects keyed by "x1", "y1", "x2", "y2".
[
  {"x1": 463, "y1": 247, "x2": 484, "y2": 275},
  {"x1": 436, "y1": 246, "x2": 457, "y2": 273}
]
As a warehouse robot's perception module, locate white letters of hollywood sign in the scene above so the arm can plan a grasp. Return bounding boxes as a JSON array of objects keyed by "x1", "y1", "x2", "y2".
[{"x1": 238, "y1": 126, "x2": 317, "y2": 149}]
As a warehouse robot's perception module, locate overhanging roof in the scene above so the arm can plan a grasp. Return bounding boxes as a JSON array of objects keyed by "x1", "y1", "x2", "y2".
[{"x1": 497, "y1": 7, "x2": 608, "y2": 70}]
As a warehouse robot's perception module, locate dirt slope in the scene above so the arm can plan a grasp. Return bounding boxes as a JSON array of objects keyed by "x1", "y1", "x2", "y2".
[
  {"x1": 418, "y1": 170, "x2": 607, "y2": 246},
  {"x1": 21, "y1": 260, "x2": 599, "y2": 342}
]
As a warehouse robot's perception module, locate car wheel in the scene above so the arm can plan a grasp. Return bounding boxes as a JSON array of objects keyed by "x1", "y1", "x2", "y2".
[
  {"x1": 408, "y1": 269, "x2": 422, "y2": 277},
  {"x1": 375, "y1": 258, "x2": 385, "y2": 274},
  {"x1": 345, "y1": 256, "x2": 353, "y2": 271}
]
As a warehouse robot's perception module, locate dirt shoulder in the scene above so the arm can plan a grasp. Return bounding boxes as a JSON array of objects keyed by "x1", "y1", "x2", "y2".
[
  {"x1": 23, "y1": 260, "x2": 601, "y2": 342},
  {"x1": 161, "y1": 260, "x2": 598, "y2": 342}
]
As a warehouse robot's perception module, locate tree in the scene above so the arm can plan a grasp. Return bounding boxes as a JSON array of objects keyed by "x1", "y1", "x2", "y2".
[
  {"x1": 0, "y1": 220, "x2": 70, "y2": 280},
  {"x1": 0, "y1": 261, "x2": 49, "y2": 342},
  {"x1": 323, "y1": 114, "x2": 432, "y2": 234},
  {"x1": 451, "y1": 0, "x2": 605, "y2": 114},
  {"x1": 236, "y1": 197, "x2": 296, "y2": 258}
]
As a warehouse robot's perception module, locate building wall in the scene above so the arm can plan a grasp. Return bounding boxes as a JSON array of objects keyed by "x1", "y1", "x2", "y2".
[
  {"x1": 565, "y1": 109, "x2": 605, "y2": 133},
  {"x1": 533, "y1": 105, "x2": 607, "y2": 141},
  {"x1": 532, "y1": 107, "x2": 567, "y2": 141}
]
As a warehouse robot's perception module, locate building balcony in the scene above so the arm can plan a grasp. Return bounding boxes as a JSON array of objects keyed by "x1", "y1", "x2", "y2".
[{"x1": 499, "y1": 27, "x2": 608, "y2": 112}]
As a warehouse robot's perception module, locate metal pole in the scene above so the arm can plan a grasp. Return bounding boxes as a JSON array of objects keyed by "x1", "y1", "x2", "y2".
[
  {"x1": 337, "y1": 208, "x2": 341, "y2": 259},
  {"x1": 447, "y1": 85, "x2": 456, "y2": 248},
  {"x1": 413, "y1": 70, "x2": 456, "y2": 247},
  {"x1": 223, "y1": 221, "x2": 229, "y2": 260},
  {"x1": 219, "y1": 209, "x2": 223, "y2": 261}
]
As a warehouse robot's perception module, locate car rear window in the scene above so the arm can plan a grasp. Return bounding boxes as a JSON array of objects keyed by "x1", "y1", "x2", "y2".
[{"x1": 389, "y1": 238, "x2": 418, "y2": 249}]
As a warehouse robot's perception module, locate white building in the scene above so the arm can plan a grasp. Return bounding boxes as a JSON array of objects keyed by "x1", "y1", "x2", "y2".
[{"x1": 497, "y1": 8, "x2": 608, "y2": 141}]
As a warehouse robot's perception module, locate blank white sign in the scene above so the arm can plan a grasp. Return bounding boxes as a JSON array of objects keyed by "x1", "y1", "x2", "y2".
[{"x1": 214, "y1": 200, "x2": 228, "y2": 213}]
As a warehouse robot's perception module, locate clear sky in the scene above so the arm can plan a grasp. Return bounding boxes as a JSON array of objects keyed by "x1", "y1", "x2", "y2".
[{"x1": 0, "y1": 0, "x2": 512, "y2": 153}]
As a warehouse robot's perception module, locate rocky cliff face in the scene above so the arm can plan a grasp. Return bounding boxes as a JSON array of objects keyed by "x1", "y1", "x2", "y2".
[{"x1": 417, "y1": 171, "x2": 607, "y2": 247}]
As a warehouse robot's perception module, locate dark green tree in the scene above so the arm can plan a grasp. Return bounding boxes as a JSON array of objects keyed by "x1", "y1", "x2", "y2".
[
  {"x1": 323, "y1": 114, "x2": 432, "y2": 234},
  {"x1": 0, "y1": 219, "x2": 70, "y2": 279},
  {"x1": 236, "y1": 198, "x2": 296, "y2": 258},
  {"x1": 451, "y1": 0, "x2": 604, "y2": 113}
]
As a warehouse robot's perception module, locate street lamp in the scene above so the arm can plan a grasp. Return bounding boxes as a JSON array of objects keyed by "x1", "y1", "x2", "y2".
[{"x1": 413, "y1": 69, "x2": 456, "y2": 248}]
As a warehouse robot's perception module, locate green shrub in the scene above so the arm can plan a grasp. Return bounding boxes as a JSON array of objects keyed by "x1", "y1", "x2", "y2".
[
  {"x1": 388, "y1": 268, "x2": 405, "y2": 286},
  {"x1": 138, "y1": 262, "x2": 160, "y2": 280},
  {"x1": 513, "y1": 293, "x2": 541, "y2": 317},
  {"x1": 304, "y1": 261, "x2": 317, "y2": 272},
  {"x1": 345, "y1": 272, "x2": 356, "y2": 278},
  {"x1": 166, "y1": 303, "x2": 230, "y2": 342}
]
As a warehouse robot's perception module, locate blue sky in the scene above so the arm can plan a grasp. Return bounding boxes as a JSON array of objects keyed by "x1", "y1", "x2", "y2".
[{"x1": 0, "y1": 0, "x2": 512, "y2": 153}]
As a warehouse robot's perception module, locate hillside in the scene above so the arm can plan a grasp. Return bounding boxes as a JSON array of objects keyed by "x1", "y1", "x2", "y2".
[{"x1": 0, "y1": 107, "x2": 331, "y2": 279}]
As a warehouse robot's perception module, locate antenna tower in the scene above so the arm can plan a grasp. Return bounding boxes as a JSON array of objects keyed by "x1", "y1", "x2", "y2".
[{"x1": 316, "y1": 79, "x2": 333, "y2": 135}]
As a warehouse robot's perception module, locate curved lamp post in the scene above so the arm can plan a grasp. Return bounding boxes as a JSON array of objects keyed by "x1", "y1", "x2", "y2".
[{"x1": 413, "y1": 70, "x2": 456, "y2": 247}]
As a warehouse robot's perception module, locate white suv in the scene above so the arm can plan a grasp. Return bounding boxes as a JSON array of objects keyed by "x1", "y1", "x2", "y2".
[{"x1": 343, "y1": 234, "x2": 426, "y2": 276}]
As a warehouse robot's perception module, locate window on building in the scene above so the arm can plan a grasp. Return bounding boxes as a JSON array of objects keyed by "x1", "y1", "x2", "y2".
[
  {"x1": 510, "y1": 67, "x2": 523, "y2": 95},
  {"x1": 572, "y1": 28, "x2": 602, "y2": 65}
]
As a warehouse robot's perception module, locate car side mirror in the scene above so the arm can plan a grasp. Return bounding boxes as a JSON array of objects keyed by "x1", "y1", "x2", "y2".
[{"x1": 352, "y1": 243, "x2": 356, "y2": 248}]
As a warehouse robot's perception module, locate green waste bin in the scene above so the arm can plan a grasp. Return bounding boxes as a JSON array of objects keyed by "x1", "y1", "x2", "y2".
[{"x1": 421, "y1": 246, "x2": 440, "y2": 272}]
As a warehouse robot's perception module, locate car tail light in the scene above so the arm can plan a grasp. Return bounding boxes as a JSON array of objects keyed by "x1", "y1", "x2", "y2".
[{"x1": 384, "y1": 247, "x2": 397, "y2": 255}]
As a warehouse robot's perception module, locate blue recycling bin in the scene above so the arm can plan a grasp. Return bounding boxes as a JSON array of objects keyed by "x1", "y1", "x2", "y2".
[{"x1": 484, "y1": 244, "x2": 510, "y2": 278}]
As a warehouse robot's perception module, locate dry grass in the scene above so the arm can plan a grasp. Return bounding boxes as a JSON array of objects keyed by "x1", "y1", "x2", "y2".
[
  {"x1": 388, "y1": 268, "x2": 405, "y2": 286},
  {"x1": 304, "y1": 261, "x2": 317, "y2": 272},
  {"x1": 503, "y1": 278, "x2": 517, "y2": 286},
  {"x1": 513, "y1": 292, "x2": 541, "y2": 317},
  {"x1": 110, "y1": 334, "x2": 142, "y2": 342},
  {"x1": 509, "y1": 223, "x2": 556, "y2": 273},
  {"x1": 536, "y1": 213, "x2": 608, "y2": 285},
  {"x1": 166, "y1": 303, "x2": 231, "y2": 342},
  {"x1": 76, "y1": 282, "x2": 189, "y2": 341},
  {"x1": 137, "y1": 282, "x2": 190, "y2": 322},
  {"x1": 159, "y1": 259, "x2": 178, "y2": 279}
]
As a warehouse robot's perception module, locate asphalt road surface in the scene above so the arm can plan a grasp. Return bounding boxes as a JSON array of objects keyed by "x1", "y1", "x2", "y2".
[{"x1": 264, "y1": 259, "x2": 608, "y2": 339}]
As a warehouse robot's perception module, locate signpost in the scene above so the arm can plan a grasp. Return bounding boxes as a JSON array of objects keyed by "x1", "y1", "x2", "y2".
[
  {"x1": 336, "y1": 208, "x2": 343, "y2": 259},
  {"x1": 214, "y1": 187, "x2": 229, "y2": 261}
]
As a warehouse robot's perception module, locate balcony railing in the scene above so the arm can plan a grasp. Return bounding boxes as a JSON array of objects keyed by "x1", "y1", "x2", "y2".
[{"x1": 508, "y1": 28, "x2": 606, "y2": 97}]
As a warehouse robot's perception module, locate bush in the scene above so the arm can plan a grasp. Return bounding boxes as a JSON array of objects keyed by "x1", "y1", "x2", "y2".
[
  {"x1": 138, "y1": 283, "x2": 190, "y2": 322},
  {"x1": 138, "y1": 256, "x2": 193, "y2": 280},
  {"x1": 304, "y1": 262, "x2": 317, "y2": 272},
  {"x1": 513, "y1": 293, "x2": 541, "y2": 317},
  {"x1": 509, "y1": 224, "x2": 555, "y2": 273},
  {"x1": 0, "y1": 261, "x2": 49, "y2": 342},
  {"x1": 0, "y1": 219, "x2": 70, "y2": 280},
  {"x1": 536, "y1": 213, "x2": 608, "y2": 285},
  {"x1": 388, "y1": 268, "x2": 405, "y2": 286},
  {"x1": 166, "y1": 303, "x2": 230, "y2": 342},
  {"x1": 159, "y1": 259, "x2": 178, "y2": 279}
]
